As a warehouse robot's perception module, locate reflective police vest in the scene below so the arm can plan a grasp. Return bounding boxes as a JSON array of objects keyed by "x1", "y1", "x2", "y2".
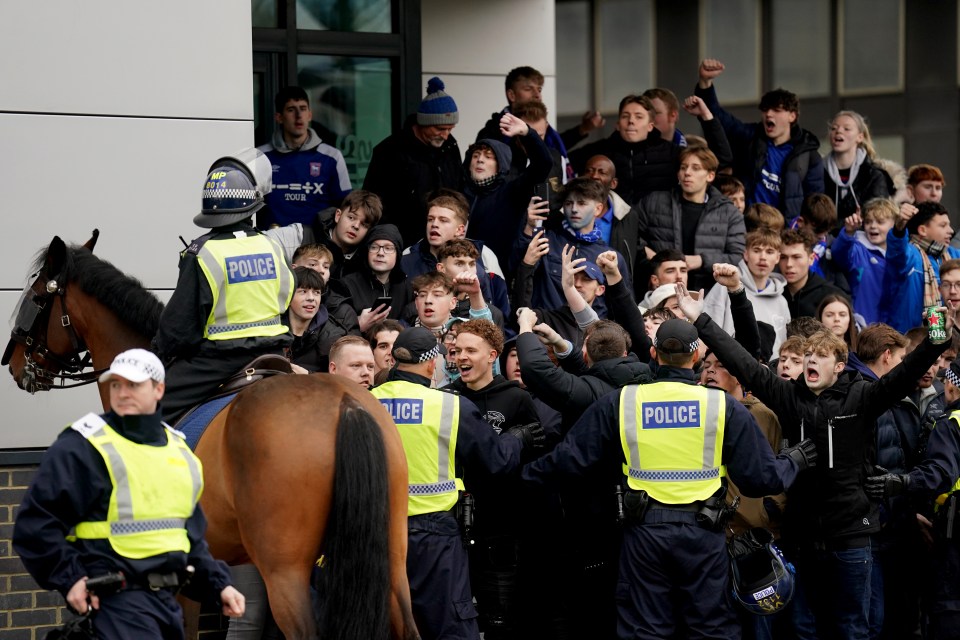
[
  {"x1": 371, "y1": 380, "x2": 463, "y2": 516},
  {"x1": 935, "y1": 410, "x2": 960, "y2": 511},
  {"x1": 195, "y1": 233, "x2": 293, "y2": 341},
  {"x1": 619, "y1": 381, "x2": 727, "y2": 504},
  {"x1": 67, "y1": 414, "x2": 203, "y2": 559}
]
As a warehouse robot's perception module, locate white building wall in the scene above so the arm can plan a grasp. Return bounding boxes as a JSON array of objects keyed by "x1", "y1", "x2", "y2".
[
  {"x1": 0, "y1": 1, "x2": 255, "y2": 448},
  {"x1": 420, "y1": 0, "x2": 557, "y2": 156}
]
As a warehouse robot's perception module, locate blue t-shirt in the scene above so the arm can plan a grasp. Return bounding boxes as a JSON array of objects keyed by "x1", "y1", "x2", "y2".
[{"x1": 752, "y1": 142, "x2": 793, "y2": 207}]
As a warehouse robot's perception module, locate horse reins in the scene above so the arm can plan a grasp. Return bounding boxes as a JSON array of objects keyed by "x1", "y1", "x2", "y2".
[{"x1": 7, "y1": 273, "x2": 104, "y2": 392}]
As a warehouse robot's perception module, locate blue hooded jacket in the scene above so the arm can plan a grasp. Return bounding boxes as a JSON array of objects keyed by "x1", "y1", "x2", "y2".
[
  {"x1": 880, "y1": 228, "x2": 960, "y2": 333},
  {"x1": 832, "y1": 229, "x2": 887, "y2": 325}
]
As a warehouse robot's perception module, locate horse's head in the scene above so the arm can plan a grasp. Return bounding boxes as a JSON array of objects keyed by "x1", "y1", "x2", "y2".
[{"x1": 3, "y1": 230, "x2": 99, "y2": 393}]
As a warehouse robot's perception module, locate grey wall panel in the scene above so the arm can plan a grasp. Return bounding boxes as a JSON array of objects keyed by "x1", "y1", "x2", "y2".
[
  {"x1": 2, "y1": 114, "x2": 253, "y2": 290},
  {"x1": 0, "y1": 1, "x2": 252, "y2": 120}
]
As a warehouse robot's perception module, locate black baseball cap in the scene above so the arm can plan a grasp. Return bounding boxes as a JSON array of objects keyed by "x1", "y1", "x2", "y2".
[
  {"x1": 654, "y1": 319, "x2": 700, "y2": 354},
  {"x1": 392, "y1": 327, "x2": 447, "y2": 364}
]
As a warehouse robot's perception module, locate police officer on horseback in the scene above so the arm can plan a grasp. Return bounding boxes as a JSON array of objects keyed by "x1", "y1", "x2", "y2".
[
  {"x1": 153, "y1": 149, "x2": 294, "y2": 423},
  {"x1": 521, "y1": 319, "x2": 816, "y2": 638},
  {"x1": 13, "y1": 349, "x2": 245, "y2": 639},
  {"x1": 371, "y1": 327, "x2": 544, "y2": 639}
]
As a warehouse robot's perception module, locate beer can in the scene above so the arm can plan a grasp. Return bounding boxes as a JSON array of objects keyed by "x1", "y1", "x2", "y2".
[{"x1": 924, "y1": 305, "x2": 948, "y2": 343}]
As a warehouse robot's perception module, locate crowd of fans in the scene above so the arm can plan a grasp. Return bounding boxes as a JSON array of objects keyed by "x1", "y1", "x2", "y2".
[{"x1": 247, "y1": 59, "x2": 960, "y2": 639}]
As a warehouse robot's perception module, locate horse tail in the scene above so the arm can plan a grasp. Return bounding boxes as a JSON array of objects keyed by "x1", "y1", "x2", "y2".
[{"x1": 317, "y1": 394, "x2": 391, "y2": 639}]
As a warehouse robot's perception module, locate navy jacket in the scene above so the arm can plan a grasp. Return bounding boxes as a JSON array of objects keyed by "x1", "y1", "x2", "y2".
[
  {"x1": 521, "y1": 367, "x2": 800, "y2": 499},
  {"x1": 13, "y1": 410, "x2": 231, "y2": 600}
]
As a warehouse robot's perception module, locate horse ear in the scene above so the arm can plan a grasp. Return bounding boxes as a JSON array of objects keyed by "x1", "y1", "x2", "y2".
[
  {"x1": 46, "y1": 236, "x2": 67, "y2": 275},
  {"x1": 83, "y1": 229, "x2": 100, "y2": 253}
]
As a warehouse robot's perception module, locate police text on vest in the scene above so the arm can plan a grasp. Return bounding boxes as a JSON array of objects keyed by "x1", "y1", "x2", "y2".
[
  {"x1": 226, "y1": 254, "x2": 277, "y2": 284},
  {"x1": 379, "y1": 398, "x2": 424, "y2": 424},
  {"x1": 641, "y1": 401, "x2": 700, "y2": 429}
]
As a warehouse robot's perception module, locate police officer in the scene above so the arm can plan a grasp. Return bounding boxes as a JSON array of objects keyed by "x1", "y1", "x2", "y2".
[
  {"x1": 371, "y1": 327, "x2": 543, "y2": 640},
  {"x1": 867, "y1": 359, "x2": 960, "y2": 639},
  {"x1": 13, "y1": 349, "x2": 244, "y2": 639},
  {"x1": 153, "y1": 149, "x2": 294, "y2": 422},
  {"x1": 521, "y1": 319, "x2": 817, "y2": 638}
]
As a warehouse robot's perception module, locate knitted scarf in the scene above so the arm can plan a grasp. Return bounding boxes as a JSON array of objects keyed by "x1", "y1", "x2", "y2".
[
  {"x1": 562, "y1": 220, "x2": 603, "y2": 244},
  {"x1": 910, "y1": 236, "x2": 946, "y2": 308},
  {"x1": 471, "y1": 175, "x2": 497, "y2": 188}
]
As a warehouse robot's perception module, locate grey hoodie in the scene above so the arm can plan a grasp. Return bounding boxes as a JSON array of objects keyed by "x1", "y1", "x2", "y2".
[
  {"x1": 269, "y1": 127, "x2": 323, "y2": 153},
  {"x1": 702, "y1": 259, "x2": 790, "y2": 355}
]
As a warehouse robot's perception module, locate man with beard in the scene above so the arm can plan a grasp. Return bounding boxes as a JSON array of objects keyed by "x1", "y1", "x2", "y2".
[{"x1": 364, "y1": 77, "x2": 463, "y2": 247}]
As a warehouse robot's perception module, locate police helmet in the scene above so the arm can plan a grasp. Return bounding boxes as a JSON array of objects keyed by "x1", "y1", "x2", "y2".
[
  {"x1": 729, "y1": 527, "x2": 795, "y2": 616},
  {"x1": 194, "y1": 148, "x2": 273, "y2": 228}
]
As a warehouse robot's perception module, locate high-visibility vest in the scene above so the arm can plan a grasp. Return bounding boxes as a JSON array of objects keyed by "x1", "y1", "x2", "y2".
[
  {"x1": 935, "y1": 410, "x2": 960, "y2": 511},
  {"x1": 372, "y1": 380, "x2": 463, "y2": 516},
  {"x1": 67, "y1": 413, "x2": 203, "y2": 559},
  {"x1": 195, "y1": 234, "x2": 293, "y2": 340},
  {"x1": 619, "y1": 381, "x2": 727, "y2": 504}
]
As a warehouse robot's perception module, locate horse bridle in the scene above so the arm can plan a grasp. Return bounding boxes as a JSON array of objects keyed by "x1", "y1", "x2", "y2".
[{"x1": 3, "y1": 270, "x2": 103, "y2": 393}]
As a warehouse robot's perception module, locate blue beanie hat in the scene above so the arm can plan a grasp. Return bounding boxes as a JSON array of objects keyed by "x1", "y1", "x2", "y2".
[{"x1": 417, "y1": 77, "x2": 459, "y2": 126}]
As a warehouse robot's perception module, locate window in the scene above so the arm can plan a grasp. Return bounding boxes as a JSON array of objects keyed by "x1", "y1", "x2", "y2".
[
  {"x1": 555, "y1": 0, "x2": 655, "y2": 117},
  {"x1": 598, "y1": 0, "x2": 654, "y2": 113},
  {"x1": 295, "y1": 0, "x2": 392, "y2": 33},
  {"x1": 556, "y1": 2, "x2": 591, "y2": 116},
  {"x1": 772, "y1": 0, "x2": 830, "y2": 97},
  {"x1": 700, "y1": 0, "x2": 760, "y2": 104},
  {"x1": 296, "y1": 55, "x2": 393, "y2": 185},
  {"x1": 252, "y1": 0, "x2": 419, "y2": 184},
  {"x1": 839, "y1": 0, "x2": 903, "y2": 94}
]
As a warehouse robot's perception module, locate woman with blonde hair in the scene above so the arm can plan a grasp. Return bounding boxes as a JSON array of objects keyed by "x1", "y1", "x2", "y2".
[{"x1": 823, "y1": 110, "x2": 894, "y2": 225}]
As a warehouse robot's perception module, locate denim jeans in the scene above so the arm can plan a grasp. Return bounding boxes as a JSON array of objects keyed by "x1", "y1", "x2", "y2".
[{"x1": 791, "y1": 542, "x2": 873, "y2": 640}]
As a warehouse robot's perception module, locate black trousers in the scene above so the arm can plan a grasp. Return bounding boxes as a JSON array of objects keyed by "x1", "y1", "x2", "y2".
[{"x1": 162, "y1": 346, "x2": 284, "y2": 423}]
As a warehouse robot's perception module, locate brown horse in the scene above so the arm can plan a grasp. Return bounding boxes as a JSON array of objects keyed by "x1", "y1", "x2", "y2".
[{"x1": 3, "y1": 232, "x2": 419, "y2": 640}]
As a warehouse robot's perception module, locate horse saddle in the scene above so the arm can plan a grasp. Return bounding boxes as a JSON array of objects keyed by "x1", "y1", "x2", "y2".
[{"x1": 175, "y1": 354, "x2": 293, "y2": 449}]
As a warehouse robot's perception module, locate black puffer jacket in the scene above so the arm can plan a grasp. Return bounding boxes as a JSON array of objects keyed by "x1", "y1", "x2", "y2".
[
  {"x1": 636, "y1": 186, "x2": 746, "y2": 292},
  {"x1": 516, "y1": 333, "x2": 652, "y2": 431},
  {"x1": 823, "y1": 156, "x2": 893, "y2": 227},
  {"x1": 569, "y1": 128, "x2": 680, "y2": 207},
  {"x1": 694, "y1": 312, "x2": 948, "y2": 543},
  {"x1": 363, "y1": 114, "x2": 464, "y2": 248}
]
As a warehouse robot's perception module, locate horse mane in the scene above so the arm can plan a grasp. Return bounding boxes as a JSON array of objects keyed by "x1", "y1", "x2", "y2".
[{"x1": 32, "y1": 244, "x2": 165, "y2": 340}]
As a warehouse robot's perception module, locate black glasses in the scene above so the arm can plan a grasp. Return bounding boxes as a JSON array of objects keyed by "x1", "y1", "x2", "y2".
[{"x1": 368, "y1": 244, "x2": 397, "y2": 254}]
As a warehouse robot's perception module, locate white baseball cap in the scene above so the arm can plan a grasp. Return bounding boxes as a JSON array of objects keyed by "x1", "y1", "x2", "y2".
[{"x1": 99, "y1": 349, "x2": 165, "y2": 384}]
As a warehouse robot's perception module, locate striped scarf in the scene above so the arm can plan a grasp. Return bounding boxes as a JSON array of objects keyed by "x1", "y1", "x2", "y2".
[{"x1": 910, "y1": 236, "x2": 946, "y2": 309}]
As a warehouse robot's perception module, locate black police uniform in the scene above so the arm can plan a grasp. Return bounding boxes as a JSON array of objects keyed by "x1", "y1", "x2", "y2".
[
  {"x1": 380, "y1": 368, "x2": 524, "y2": 640},
  {"x1": 522, "y1": 366, "x2": 801, "y2": 638},
  {"x1": 894, "y1": 403, "x2": 960, "y2": 639},
  {"x1": 13, "y1": 410, "x2": 233, "y2": 639}
]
